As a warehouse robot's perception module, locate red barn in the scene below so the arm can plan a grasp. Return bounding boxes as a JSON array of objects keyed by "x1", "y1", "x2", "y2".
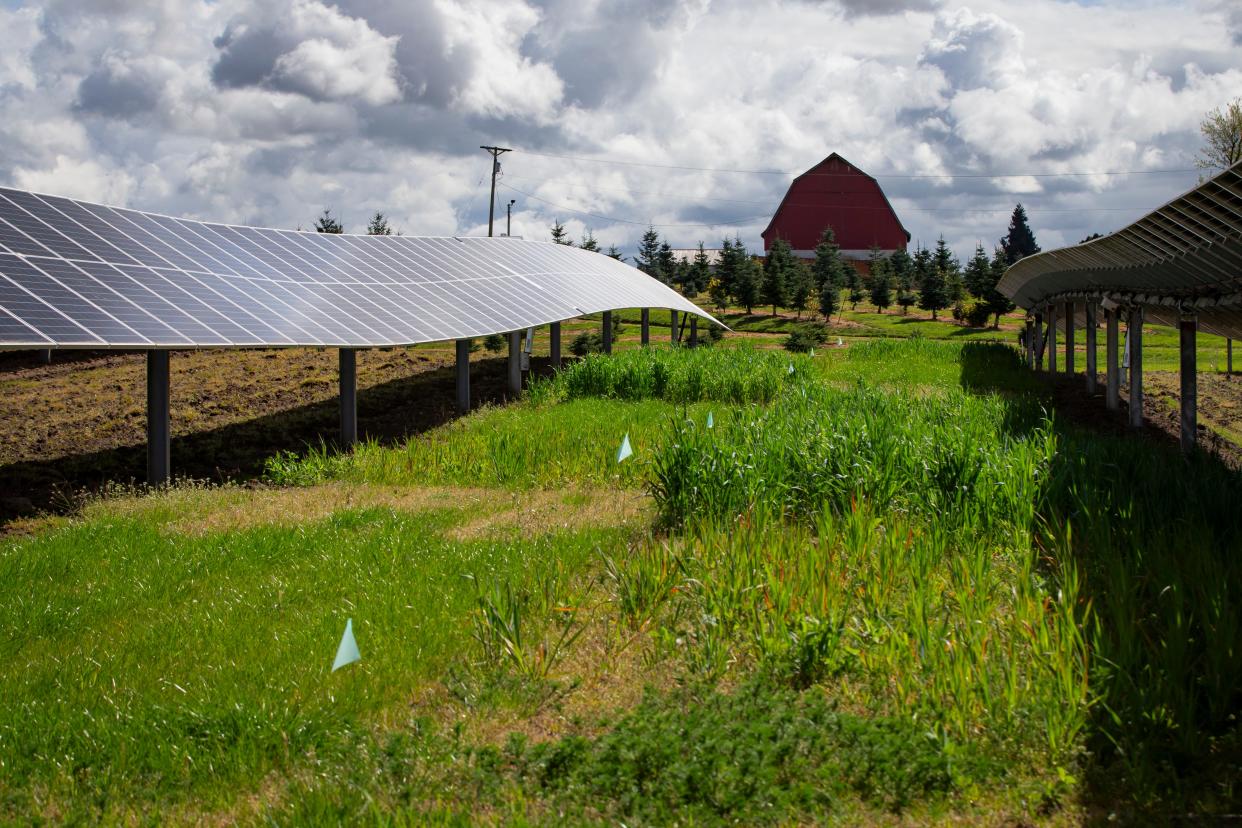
[{"x1": 762, "y1": 153, "x2": 909, "y2": 274}]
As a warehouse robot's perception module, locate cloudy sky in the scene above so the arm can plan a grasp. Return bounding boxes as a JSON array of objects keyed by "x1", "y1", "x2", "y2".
[{"x1": 0, "y1": 0, "x2": 1238, "y2": 262}]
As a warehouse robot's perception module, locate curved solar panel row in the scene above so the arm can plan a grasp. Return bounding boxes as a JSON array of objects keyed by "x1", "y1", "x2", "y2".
[
  {"x1": 998, "y1": 161, "x2": 1242, "y2": 339},
  {"x1": 0, "y1": 186, "x2": 718, "y2": 349}
]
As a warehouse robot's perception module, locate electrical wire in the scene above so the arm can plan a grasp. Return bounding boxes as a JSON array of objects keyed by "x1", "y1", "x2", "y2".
[{"x1": 511, "y1": 148, "x2": 1200, "y2": 179}]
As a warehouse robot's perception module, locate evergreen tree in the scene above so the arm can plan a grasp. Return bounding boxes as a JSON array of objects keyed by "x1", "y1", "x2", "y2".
[
  {"x1": 579, "y1": 230, "x2": 600, "y2": 252},
  {"x1": 919, "y1": 266, "x2": 949, "y2": 319},
  {"x1": 848, "y1": 283, "x2": 864, "y2": 310},
  {"x1": 818, "y1": 267, "x2": 840, "y2": 321},
  {"x1": 606, "y1": 245, "x2": 623, "y2": 260},
  {"x1": 789, "y1": 259, "x2": 813, "y2": 318},
  {"x1": 811, "y1": 227, "x2": 844, "y2": 294},
  {"x1": 657, "y1": 241, "x2": 676, "y2": 286},
  {"x1": 763, "y1": 238, "x2": 794, "y2": 315},
  {"x1": 715, "y1": 237, "x2": 739, "y2": 303},
  {"x1": 888, "y1": 248, "x2": 914, "y2": 295},
  {"x1": 366, "y1": 212, "x2": 393, "y2": 235},
  {"x1": 685, "y1": 242, "x2": 712, "y2": 299},
  {"x1": 1000, "y1": 204, "x2": 1040, "y2": 264},
  {"x1": 735, "y1": 254, "x2": 762, "y2": 315},
  {"x1": 636, "y1": 226, "x2": 662, "y2": 277},
  {"x1": 314, "y1": 209, "x2": 343, "y2": 234},
  {"x1": 897, "y1": 289, "x2": 917, "y2": 315},
  {"x1": 550, "y1": 220, "x2": 572, "y2": 245},
  {"x1": 986, "y1": 247, "x2": 1015, "y2": 327},
  {"x1": 934, "y1": 237, "x2": 964, "y2": 303},
  {"x1": 963, "y1": 243, "x2": 991, "y2": 297},
  {"x1": 868, "y1": 250, "x2": 893, "y2": 313},
  {"x1": 912, "y1": 245, "x2": 932, "y2": 291}
]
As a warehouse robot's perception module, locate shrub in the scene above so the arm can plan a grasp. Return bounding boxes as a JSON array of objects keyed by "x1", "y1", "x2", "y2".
[
  {"x1": 783, "y1": 323, "x2": 828, "y2": 353},
  {"x1": 483, "y1": 333, "x2": 506, "y2": 353},
  {"x1": 953, "y1": 297, "x2": 991, "y2": 327},
  {"x1": 570, "y1": 331, "x2": 604, "y2": 357}
]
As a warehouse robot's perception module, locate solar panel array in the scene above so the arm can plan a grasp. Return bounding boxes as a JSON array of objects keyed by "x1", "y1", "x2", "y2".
[{"x1": 0, "y1": 186, "x2": 716, "y2": 350}]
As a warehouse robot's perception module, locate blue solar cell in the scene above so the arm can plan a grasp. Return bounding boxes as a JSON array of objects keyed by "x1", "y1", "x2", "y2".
[
  {"x1": 0, "y1": 255, "x2": 108, "y2": 342},
  {"x1": 0, "y1": 192, "x2": 101, "y2": 261}
]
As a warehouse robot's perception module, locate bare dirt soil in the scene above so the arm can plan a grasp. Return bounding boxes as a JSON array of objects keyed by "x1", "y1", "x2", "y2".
[{"x1": 0, "y1": 346, "x2": 549, "y2": 523}]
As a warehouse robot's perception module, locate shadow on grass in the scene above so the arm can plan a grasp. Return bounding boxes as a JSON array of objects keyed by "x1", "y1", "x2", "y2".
[
  {"x1": 0, "y1": 355, "x2": 554, "y2": 526},
  {"x1": 960, "y1": 342, "x2": 1242, "y2": 818}
]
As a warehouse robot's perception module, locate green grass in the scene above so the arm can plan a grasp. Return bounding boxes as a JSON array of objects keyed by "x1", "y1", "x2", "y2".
[
  {"x1": 4, "y1": 337, "x2": 1242, "y2": 823},
  {"x1": 0, "y1": 506, "x2": 625, "y2": 819}
]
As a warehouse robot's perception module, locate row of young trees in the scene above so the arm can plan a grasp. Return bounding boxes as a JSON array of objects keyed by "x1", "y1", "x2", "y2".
[
  {"x1": 628, "y1": 204, "x2": 1040, "y2": 328},
  {"x1": 313, "y1": 210, "x2": 397, "y2": 235}
]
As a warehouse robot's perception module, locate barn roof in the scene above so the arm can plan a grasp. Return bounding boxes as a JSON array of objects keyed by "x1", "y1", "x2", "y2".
[{"x1": 761, "y1": 153, "x2": 911, "y2": 244}]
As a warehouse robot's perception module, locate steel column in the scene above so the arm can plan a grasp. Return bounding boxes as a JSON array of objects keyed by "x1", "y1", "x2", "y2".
[
  {"x1": 1085, "y1": 302, "x2": 1097, "y2": 393},
  {"x1": 147, "y1": 350, "x2": 170, "y2": 486},
  {"x1": 1105, "y1": 308, "x2": 1119, "y2": 410},
  {"x1": 1128, "y1": 307, "x2": 1144, "y2": 428},
  {"x1": 339, "y1": 348, "x2": 357, "y2": 447},
  {"x1": 1180, "y1": 315, "x2": 1197, "y2": 453},
  {"x1": 550, "y1": 322, "x2": 561, "y2": 368},
  {"x1": 1063, "y1": 301, "x2": 1075, "y2": 375},
  {"x1": 670, "y1": 310, "x2": 679, "y2": 345},
  {"x1": 507, "y1": 331, "x2": 521, "y2": 396},
  {"x1": 1047, "y1": 304, "x2": 1058, "y2": 373},
  {"x1": 1033, "y1": 311, "x2": 1045, "y2": 369},
  {"x1": 40, "y1": 349, "x2": 51, "y2": 365},
  {"x1": 602, "y1": 310, "x2": 613, "y2": 354},
  {"x1": 1229, "y1": 338, "x2": 1233, "y2": 375},
  {"x1": 689, "y1": 317, "x2": 698, "y2": 347},
  {"x1": 641, "y1": 308, "x2": 650, "y2": 346},
  {"x1": 455, "y1": 339, "x2": 470, "y2": 414}
]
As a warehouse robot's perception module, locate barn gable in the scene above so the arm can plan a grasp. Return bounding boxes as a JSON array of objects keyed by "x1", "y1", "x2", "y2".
[{"x1": 762, "y1": 153, "x2": 910, "y2": 261}]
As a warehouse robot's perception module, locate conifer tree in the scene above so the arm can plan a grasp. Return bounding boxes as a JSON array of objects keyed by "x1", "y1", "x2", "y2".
[
  {"x1": 366, "y1": 212, "x2": 393, "y2": 235},
  {"x1": 934, "y1": 237, "x2": 964, "y2": 303},
  {"x1": 735, "y1": 254, "x2": 762, "y2": 315},
  {"x1": 314, "y1": 209, "x2": 343, "y2": 233},
  {"x1": 605, "y1": 245, "x2": 623, "y2": 260},
  {"x1": 811, "y1": 227, "x2": 844, "y2": 294},
  {"x1": 657, "y1": 241, "x2": 676, "y2": 286},
  {"x1": 715, "y1": 237, "x2": 739, "y2": 302},
  {"x1": 763, "y1": 238, "x2": 794, "y2": 315},
  {"x1": 868, "y1": 250, "x2": 893, "y2": 313},
  {"x1": 579, "y1": 230, "x2": 600, "y2": 252},
  {"x1": 888, "y1": 248, "x2": 914, "y2": 295},
  {"x1": 687, "y1": 242, "x2": 712, "y2": 298},
  {"x1": 986, "y1": 247, "x2": 1015, "y2": 327},
  {"x1": 919, "y1": 265, "x2": 949, "y2": 319},
  {"x1": 636, "y1": 227, "x2": 662, "y2": 278},
  {"x1": 789, "y1": 259, "x2": 813, "y2": 318},
  {"x1": 1000, "y1": 204, "x2": 1040, "y2": 264},
  {"x1": 963, "y1": 243, "x2": 991, "y2": 298},
  {"x1": 550, "y1": 220, "x2": 572, "y2": 245},
  {"x1": 912, "y1": 245, "x2": 932, "y2": 291}
]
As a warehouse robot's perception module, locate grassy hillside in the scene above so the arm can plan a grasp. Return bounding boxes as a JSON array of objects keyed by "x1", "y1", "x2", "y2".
[{"x1": 3, "y1": 341, "x2": 1241, "y2": 824}]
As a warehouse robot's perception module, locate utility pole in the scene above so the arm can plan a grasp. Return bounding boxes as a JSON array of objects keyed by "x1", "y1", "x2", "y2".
[
  {"x1": 506, "y1": 199, "x2": 516, "y2": 237},
  {"x1": 480, "y1": 145, "x2": 511, "y2": 237}
]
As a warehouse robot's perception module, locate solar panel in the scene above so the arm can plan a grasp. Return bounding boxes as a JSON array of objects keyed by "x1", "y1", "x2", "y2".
[{"x1": 0, "y1": 187, "x2": 718, "y2": 350}]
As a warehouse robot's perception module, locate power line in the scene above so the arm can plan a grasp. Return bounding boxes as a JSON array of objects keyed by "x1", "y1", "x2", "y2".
[
  {"x1": 499, "y1": 183, "x2": 770, "y2": 228},
  {"x1": 501, "y1": 175, "x2": 1157, "y2": 214},
  {"x1": 512, "y1": 148, "x2": 1199, "y2": 180}
]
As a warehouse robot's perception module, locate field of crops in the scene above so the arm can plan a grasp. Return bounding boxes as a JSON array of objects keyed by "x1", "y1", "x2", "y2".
[{"x1": 3, "y1": 339, "x2": 1241, "y2": 824}]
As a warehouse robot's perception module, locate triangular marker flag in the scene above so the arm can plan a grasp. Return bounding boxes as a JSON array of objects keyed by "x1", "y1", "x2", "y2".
[
  {"x1": 837, "y1": 337, "x2": 844, "y2": 346},
  {"x1": 809, "y1": 349, "x2": 815, "y2": 357},
  {"x1": 788, "y1": 363, "x2": 795, "y2": 375},
  {"x1": 332, "y1": 618, "x2": 361, "y2": 672},
  {"x1": 706, "y1": 411, "x2": 714, "y2": 429},
  {"x1": 616, "y1": 433, "x2": 633, "y2": 463}
]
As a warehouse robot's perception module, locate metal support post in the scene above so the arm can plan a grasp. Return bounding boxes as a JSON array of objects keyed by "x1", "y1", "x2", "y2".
[
  {"x1": 455, "y1": 339, "x2": 470, "y2": 415},
  {"x1": 1046, "y1": 304, "x2": 1058, "y2": 374},
  {"x1": 1033, "y1": 311, "x2": 1045, "y2": 368},
  {"x1": 1128, "y1": 306, "x2": 1144, "y2": 428},
  {"x1": 507, "y1": 331, "x2": 521, "y2": 396},
  {"x1": 602, "y1": 310, "x2": 613, "y2": 354},
  {"x1": 670, "y1": 310, "x2": 679, "y2": 345},
  {"x1": 550, "y1": 322, "x2": 561, "y2": 368},
  {"x1": 1180, "y1": 314, "x2": 1197, "y2": 453},
  {"x1": 339, "y1": 348, "x2": 357, "y2": 447},
  {"x1": 147, "y1": 350, "x2": 170, "y2": 486},
  {"x1": 1229, "y1": 338, "x2": 1233, "y2": 375},
  {"x1": 1064, "y1": 301, "x2": 1075, "y2": 375},
  {"x1": 641, "y1": 308, "x2": 650, "y2": 346},
  {"x1": 1105, "y1": 308, "x2": 1119, "y2": 410},
  {"x1": 689, "y1": 317, "x2": 698, "y2": 347},
  {"x1": 40, "y1": 348, "x2": 51, "y2": 365},
  {"x1": 1085, "y1": 302, "x2": 1097, "y2": 393}
]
